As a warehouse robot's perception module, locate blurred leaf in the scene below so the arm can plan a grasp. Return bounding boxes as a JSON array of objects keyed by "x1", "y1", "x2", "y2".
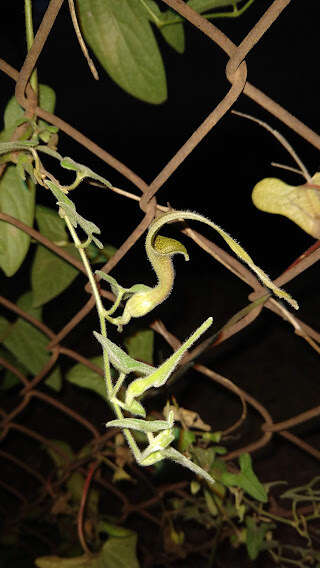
[
  {"x1": 0, "y1": 166, "x2": 35, "y2": 276},
  {"x1": 32, "y1": 206, "x2": 79, "y2": 306},
  {"x1": 17, "y1": 290, "x2": 42, "y2": 320},
  {"x1": 202, "y1": 431, "x2": 222, "y2": 443},
  {"x1": 44, "y1": 369, "x2": 62, "y2": 391},
  {"x1": 66, "y1": 356, "x2": 107, "y2": 401},
  {"x1": 102, "y1": 532, "x2": 140, "y2": 568},
  {"x1": 77, "y1": 0, "x2": 167, "y2": 104},
  {"x1": 178, "y1": 429, "x2": 196, "y2": 452},
  {"x1": 112, "y1": 467, "x2": 132, "y2": 483},
  {"x1": 190, "y1": 480, "x2": 201, "y2": 494},
  {"x1": 0, "y1": 346, "x2": 29, "y2": 390},
  {"x1": 44, "y1": 440, "x2": 75, "y2": 473},
  {"x1": 98, "y1": 521, "x2": 133, "y2": 538},
  {"x1": 252, "y1": 173, "x2": 320, "y2": 238},
  {"x1": 67, "y1": 471, "x2": 99, "y2": 516},
  {"x1": 0, "y1": 315, "x2": 10, "y2": 338},
  {"x1": 188, "y1": 0, "x2": 244, "y2": 10},
  {"x1": 124, "y1": 329, "x2": 154, "y2": 366},
  {"x1": 87, "y1": 242, "x2": 117, "y2": 263},
  {"x1": 221, "y1": 453, "x2": 267, "y2": 502},
  {"x1": 204, "y1": 488, "x2": 218, "y2": 516},
  {"x1": 172, "y1": 406, "x2": 211, "y2": 431},
  {"x1": 35, "y1": 554, "x2": 103, "y2": 567},
  {"x1": 36, "y1": 534, "x2": 140, "y2": 567},
  {"x1": 245, "y1": 516, "x2": 272, "y2": 560},
  {"x1": 192, "y1": 447, "x2": 215, "y2": 472},
  {"x1": 3, "y1": 292, "x2": 62, "y2": 391}
]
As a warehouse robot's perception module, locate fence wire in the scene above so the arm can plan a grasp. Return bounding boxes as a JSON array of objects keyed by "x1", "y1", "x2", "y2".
[{"x1": 1, "y1": 0, "x2": 320, "y2": 546}]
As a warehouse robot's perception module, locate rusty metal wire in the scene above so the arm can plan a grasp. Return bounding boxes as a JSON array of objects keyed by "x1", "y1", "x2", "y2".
[{"x1": 1, "y1": 0, "x2": 320, "y2": 546}]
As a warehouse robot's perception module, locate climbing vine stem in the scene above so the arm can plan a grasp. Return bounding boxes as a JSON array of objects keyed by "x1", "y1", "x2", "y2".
[{"x1": 24, "y1": 0, "x2": 38, "y2": 95}]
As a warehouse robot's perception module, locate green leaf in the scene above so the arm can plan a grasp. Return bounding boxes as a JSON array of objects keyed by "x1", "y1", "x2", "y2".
[
  {"x1": 44, "y1": 440, "x2": 75, "y2": 473},
  {"x1": 204, "y1": 488, "x2": 218, "y2": 516},
  {"x1": 38, "y1": 84, "x2": 57, "y2": 139},
  {"x1": 221, "y1": 453, "x2": 267, "y2": 502},
  {"x1": 35, "y1": 554, "x2": 102, "y2": 567},
  {"x1": 35, "y1": 531, "x2": 140, "y2": 568},
  {"x1": 0, "y1": 84, "x2": 56, "y2": 143},
  {"x1": 0, "y1": 315, "x2": 10, "y2": 338},
  {"x1": 124, "y1": 329, "x2": 154, "y2": 366},
  {"x1": 66, "y1": 356, "x2": 107, "y2": 401},
  {"x1": 94, "y1": 333, "x2": 155, "y2": 376},
  {"x1": 3, "y1": 292, "x2": 62, "y2": 391},
  {"x1": 67, "y1": 471, "x2": 99, "y2": 515},
  {"x1": 102, "y1": 532, "x2": 140, "y2": 568},
  {"x1": 0, "y1": 96, "x2": 25, "y2": 141},
  {"x1": 160, "y1": 24, "x2": 185, "y2": 53},
  {"x1": 192, "y1": 446, "x2": 216, "y2": 472},
  {"x1": 44, "y1": 368, "x2": 62, "y2": 391},
  {"x1": 188, "y1": 0, "x2": 243, "y2": 11},
  {"x1": 32, "y1": 206, "x2": 79, "y2": 306},
  {"x1": 87, "y1": 242, "x2": 117, "y2": 263},
  {"x1": 0, "y1": 165, "x2": 35, "y2": 276},
  {"x1": 179, "y1": 429, "x2": 196, "y2": 452},
  {"x1": 60, "y1": 156, "x2": 112, "y2": 188},
  {"x1": 35, "y1": 204, "x2": 69, "y2": 242},
  {"x1": 45, "y1": 180, "x2": 103, "y2": 249},
  {"x1": 98, "y1": 522, "x2": 134, "y2": 538},
  {"x1": 245, "y1": 517, "x2": 272, "y2": 560},
  {"x1": 0, "y1": 346, "x2": 29, "y2": 390},
  {"x1": 125, "y1": 318, "x2": 213, "y2": 405},
  {"x1": 17, "y1": 290, "x2": 42, "y2": 320},
  {"x1": 106, "y1": 415, "x2": 173, "y2": 433},
  {"x1": 252, "y1": 173, "x2": 320, "y2": 238},
  {"x1": 77, "y1": 0, "x2": 167, "y2": 104}
]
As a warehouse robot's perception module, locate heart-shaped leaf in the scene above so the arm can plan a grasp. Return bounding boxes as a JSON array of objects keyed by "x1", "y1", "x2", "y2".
[
  {"x1": 221, "y1": 453, "x2": 267, "y2": 502},
  {"x1": 252, "y1": 173, "x2": 320, "y2": 238},
  {"x1": 245, "y1": 516, "x2": 273, "y2": 560}
]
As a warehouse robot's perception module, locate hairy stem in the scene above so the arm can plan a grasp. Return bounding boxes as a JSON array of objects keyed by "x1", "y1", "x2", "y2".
[
  {"x1": 24, "y1": 0, "x2": 38, "y2": 95},
  {"x1": 63, "y1": 215, "x2": 142, "y2": 463}
]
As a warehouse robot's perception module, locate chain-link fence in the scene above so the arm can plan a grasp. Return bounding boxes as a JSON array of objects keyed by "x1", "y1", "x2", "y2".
[{"x1": 1, "y1": 0, "x2": 320, "y2": 562}]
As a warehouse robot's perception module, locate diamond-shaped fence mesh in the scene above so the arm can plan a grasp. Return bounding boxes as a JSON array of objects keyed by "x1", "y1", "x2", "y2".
[{"x1": 0, "y1": 0, "x2": 320, "y2": 562}]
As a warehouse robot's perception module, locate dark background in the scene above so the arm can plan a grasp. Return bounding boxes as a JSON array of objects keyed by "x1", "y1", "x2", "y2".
[
  {"x1": 1, "y1": 1, "x2": 319, "y2": 249},
  {"x1": 1, "y1": 0, "x2": 320, "y2": 551}
]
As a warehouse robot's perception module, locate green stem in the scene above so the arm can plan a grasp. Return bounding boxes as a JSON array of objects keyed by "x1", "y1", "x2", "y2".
[
  {"x1": 63, "y1": 215, "x2": 142, "y2": 463},
  {"x1": 24, "y1": 0, "x2": 38, "y2": 95},
  {"x1": 243, "y1": 496, "x2": 295, "y2": 528},
  {"x1": 159, "y1": 0, "x2": 255, "y2": 28}
]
